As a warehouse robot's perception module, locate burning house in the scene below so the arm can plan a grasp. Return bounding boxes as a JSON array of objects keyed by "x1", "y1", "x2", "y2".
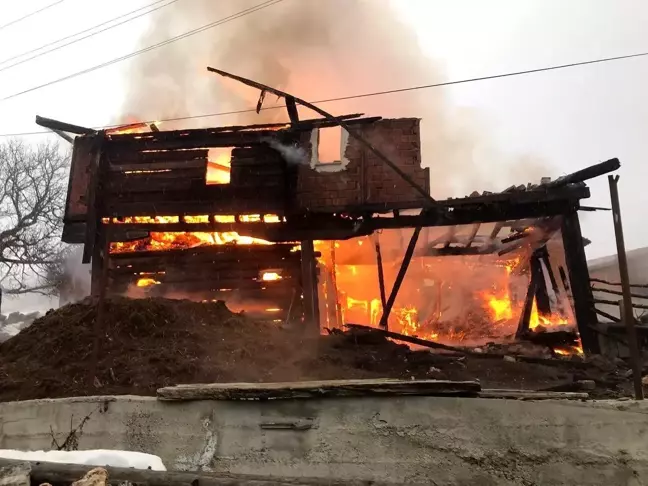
[{"x1": 44, "y1": 69, "x2": 621, "y2": 356}]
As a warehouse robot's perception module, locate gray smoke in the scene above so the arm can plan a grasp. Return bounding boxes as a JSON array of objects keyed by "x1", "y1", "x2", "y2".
[
  {"x1": 118, "y1": 0, "x2": 550, "y2": 197},
  {"x1": 262, "y1": 137, "x2": 309, "y2": 166}
]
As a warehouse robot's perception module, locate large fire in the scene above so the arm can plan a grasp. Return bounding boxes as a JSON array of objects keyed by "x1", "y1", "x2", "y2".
[
  {"x1": 315, "y1": 228, "x2": 580, "y2": 353},
  {"x1": 106, "y1": 213, "x2": 581, "y2": 354},
  {"x1": 207, "y1": 148, "x2": 232, "y2": 185},
  {"x1": 107, "y1": 214, "x2": 281, "y2": 253}
]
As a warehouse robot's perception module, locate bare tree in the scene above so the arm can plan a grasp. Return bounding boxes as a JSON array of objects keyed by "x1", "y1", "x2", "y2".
[{"x1": 0, "y1": 139, "x2": 69, "y2": 296}]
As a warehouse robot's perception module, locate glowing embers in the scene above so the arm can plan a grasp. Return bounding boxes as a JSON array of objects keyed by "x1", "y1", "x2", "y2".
[
  {"x1": 260, "y1": 271, "x2": 282, "y2": 282},
  {"x1": 207, "y1": 147, "x2": 232, "y2": 184},
  {"x1": 136, "y1": 277, "x2": 161, "y2": 287},
  {"x1": 110, "y1": 231, "x2": 275, "y2": 253}
]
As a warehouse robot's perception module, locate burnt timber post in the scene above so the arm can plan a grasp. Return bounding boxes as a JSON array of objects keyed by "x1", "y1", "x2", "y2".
[
  {"x1": 608, "y1": 175, "x2": 643, "y2": 399},
  {"x1": 379, "y1": 227, "x2": 422, "y2": 330},
  {"x1": 532, "y1": 248, "x2": 552, "y2": 318},
  {"x1": 300, "y1": 240, "x2": 320, "y2": 331},
  {"x1": 560, "y1": 210, "x2": 600, "y2": 354}
]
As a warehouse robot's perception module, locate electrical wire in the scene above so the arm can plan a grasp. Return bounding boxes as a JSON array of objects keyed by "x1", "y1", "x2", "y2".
[
  {"x1": 1, "y1": 49, "x2": 647, "y2": 138},
  {"x1": 0, "y1": 0, "x2": 66, "y2": 31},
  {"x1": 0, "y1": 0, "x2": 179, "y2": 70},
  {"x1": 0, "y1": 0, "x2": 285, "y2": 101}
]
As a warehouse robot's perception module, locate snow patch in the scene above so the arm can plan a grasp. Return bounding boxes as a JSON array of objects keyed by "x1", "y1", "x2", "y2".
[{"x1": 0, "y1": 449, "x2": 166, "y2": 471}]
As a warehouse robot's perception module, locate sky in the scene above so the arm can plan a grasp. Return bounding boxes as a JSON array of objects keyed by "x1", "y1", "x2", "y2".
[{"x1": 0, "y1": 0, "x2": 647, "y2": 309}]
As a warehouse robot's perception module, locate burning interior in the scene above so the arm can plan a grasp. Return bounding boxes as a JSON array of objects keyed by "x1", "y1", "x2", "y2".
[{"x1": 45, "y1": 70, "x2": 621, "y2": 357}]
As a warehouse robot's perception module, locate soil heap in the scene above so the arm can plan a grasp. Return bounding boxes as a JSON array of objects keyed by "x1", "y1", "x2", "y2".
[{"x1": 0, "y1": 297, "x2": 630, "y2": 402}]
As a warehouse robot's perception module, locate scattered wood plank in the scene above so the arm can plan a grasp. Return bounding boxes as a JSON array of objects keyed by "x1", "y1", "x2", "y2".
[
  {"x1": 590, "y1": 277, "x2": 648, "y2": 289},
  {"x1": 594, "y1": 298, "x2": 648, "y2": 310},
  {"x1": 592, "y1": 286, "x2": 648, "y2": 299},
  {"x1": 345, "y1": 323, "x2": 592, "y2": 368},
  {"x1": 157, "y1": 378, "x2": 481, "y2": 401},
  {"x1": 0, "y1": 458, "x2": 379, "y2": 486},
  {"x1": 479, "y1": 389, "x2": 589, "y2": 400},
  {"x1": 536, "y1": 380, "x2": 596, "y2": 393},
  {"x1": 345, "y1": 323, "x2": 467, "y2": 354}
]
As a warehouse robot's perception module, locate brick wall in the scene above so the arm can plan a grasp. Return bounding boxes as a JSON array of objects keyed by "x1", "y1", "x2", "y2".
[{"x1": 295, "y1": 118, "x2": 429, "y2": 211}]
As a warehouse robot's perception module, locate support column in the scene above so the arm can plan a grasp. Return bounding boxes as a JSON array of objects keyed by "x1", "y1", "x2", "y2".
[
  {"x1": 532, "y1": 250, "x2": 552, "y2": 317},
  {"x1": 379, "y1": 227, "x2": 421, "y2": 329},
  {"x1": 561, "y1": 211, "x2": 600, "y2": 354},
  {"x1": 300, "y1": 240, "x2": 320, "y2": 332}
]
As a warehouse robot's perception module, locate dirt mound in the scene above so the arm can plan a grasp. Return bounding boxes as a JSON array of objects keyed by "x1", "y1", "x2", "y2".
[{"x1": 0, "y1": 297, "x2": 631, "y2": 402}]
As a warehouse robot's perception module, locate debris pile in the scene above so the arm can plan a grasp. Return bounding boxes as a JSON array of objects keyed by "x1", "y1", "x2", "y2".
[{"x1": 0, "y1": 297, "x2": 634, "y2": 402}]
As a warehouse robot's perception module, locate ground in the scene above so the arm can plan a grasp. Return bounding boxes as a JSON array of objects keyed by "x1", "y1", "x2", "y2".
[{"x1": 0, "y1": 297, "x2": 633, "y2": 402}]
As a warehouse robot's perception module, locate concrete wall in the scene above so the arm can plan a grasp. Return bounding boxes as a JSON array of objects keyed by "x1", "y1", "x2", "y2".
[{"x1": 1, "y1": 395, "x2": 647, "y2": 485}]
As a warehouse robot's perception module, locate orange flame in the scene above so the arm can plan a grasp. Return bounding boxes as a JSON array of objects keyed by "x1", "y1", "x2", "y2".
[
  {"x1": 207, "y1": 148, "x2": 232, "y2": 185},
  {"x1": 261, "y1": 272, "x2": 282, "y2": 281}
]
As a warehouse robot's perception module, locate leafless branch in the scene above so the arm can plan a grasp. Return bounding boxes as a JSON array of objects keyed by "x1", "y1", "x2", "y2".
[{"x1": 0, "y1": 139, "x2": 69, "y2": 296}]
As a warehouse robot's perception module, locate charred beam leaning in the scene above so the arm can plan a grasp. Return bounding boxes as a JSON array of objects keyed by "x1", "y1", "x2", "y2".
[
  {"x1": 378, "y1": 227, "x2": 422, "y2": 329},
  {"x1": 35, "y1": 115, "x2": 95, "y2": 135}
]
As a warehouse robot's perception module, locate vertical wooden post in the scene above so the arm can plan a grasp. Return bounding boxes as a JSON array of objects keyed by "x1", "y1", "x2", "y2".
[
  {"x1": 609, "y1": 175, "x2": 644, "y2": 399},
  {"x1": 532, "y1": 250, "x2": 552, "y2": 317},
  {"x1": 379, "y1": 227, "x2": 421, "y2": 329},
  {"x1": 300, "y1": 240, "x2": 320, "y2": 332},
  {"x1": 329, "y1": 242, "x2": 343, "y2": 328},
  {"x1": 374, "y1": 234, "x2": 387, "y2": 309},
  {"x1": 561, "y1": 210, "x2": 601, "y2": 354},
  {"x1": 516, "y1": 268, "x2": 538, "y2": 337}
]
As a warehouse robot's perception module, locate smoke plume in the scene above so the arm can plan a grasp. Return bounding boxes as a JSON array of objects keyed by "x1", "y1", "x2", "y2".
[{"x1": 119, "y1": 0, "x2": 549, "y2": 197}]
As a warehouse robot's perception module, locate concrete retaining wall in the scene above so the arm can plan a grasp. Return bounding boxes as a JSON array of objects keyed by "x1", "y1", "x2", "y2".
[{"x1": 1, "y1": 395, "x2": 647, "y2": 485}]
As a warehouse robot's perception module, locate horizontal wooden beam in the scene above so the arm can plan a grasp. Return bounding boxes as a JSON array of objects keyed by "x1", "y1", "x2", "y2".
[{"x1": 157, "y1": 378, "x2": 481, "y2": 401}]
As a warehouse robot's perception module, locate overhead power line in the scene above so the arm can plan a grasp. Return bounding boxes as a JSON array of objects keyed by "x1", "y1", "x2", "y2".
[
  {"x1": 2, "y1": 49, "x2": 648, "y2": 138},
  {"x1": 0, "y1": 0, "x2": 179, "y2": 71},
  {"x1": 0, "y1": 0, "x2": 66, "y2": 31},
  {"x1": 1, "y1": 0, "x2": 285, "y2": 101}
]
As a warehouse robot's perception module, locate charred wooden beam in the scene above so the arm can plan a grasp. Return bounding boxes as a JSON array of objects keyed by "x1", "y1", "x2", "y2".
[
  {"x1": 516, "y1": 269, "x2": 538, "y2": 338},
  {"x1": 590, "y1": 277, "x2": 648, "y2": 289},
  {"x1": 595, "y1": 307, "x2": 621, "y2": 323},
  {"x1": 35, "y1": 115, "x2": 95, "y2": 135},
  {"x1": 300, "y1": 240, "x2": 319, "y2": 331},
  {"x1": 374, "y1": 235, "x2": 387, "y2": 309},
  {"x1": 546, "y1": 158, "x2": 620, "y2": 188},
  {"x1": 286, "y1": 96, "x2": 300, "y2": 124},
  {"x1": 561, "y1": 211, "x2": 600, "y2": 354},
  {"x1": 608, "y1": 174, "x2": 643, "y2": 399},
  {"x1": 466, "y1": 223, "x2": 481, "y2": 247},
  {"x1": 592, "y1": 286, "x2": 648, "y2": 299},
  {"x1": 51, "y1": 128, "x2": 74, "y2": 144},
  {"x1": 594, "y1": 298, "x2": 648, "y2": 310},
  {"x1": 532, "y1": 250, "x2": 552, "y2": 318},
  {"x1": 379, "y1": 227, "x2": 421, "y2": 329}
]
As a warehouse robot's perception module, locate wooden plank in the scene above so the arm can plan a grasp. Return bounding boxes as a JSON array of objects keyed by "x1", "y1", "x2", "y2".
[
  {"x1": 109, "y1": 159, "x2": 207, "y2": 172},
  {"x1": 157, "y1": 378, "x2": 481, "y2": 401},
  {"x1": 106, "y1": 148, "x2": 209, "y2": 163},
  {"x1": 64, "y1": 135, "x2": 94, "y2": 221},
  {"x1": 590, "y1": 277, "x2": 648, "y2": 289},
  {"x1": 479, "y1": 389, "x2": 589, "y2": 400},
  {"x1": 0, "y1": 458, "x2": 377, "y2": 486},
  {"x1": 105, "y1": 114, "x2": 372, "y2": 143}
]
